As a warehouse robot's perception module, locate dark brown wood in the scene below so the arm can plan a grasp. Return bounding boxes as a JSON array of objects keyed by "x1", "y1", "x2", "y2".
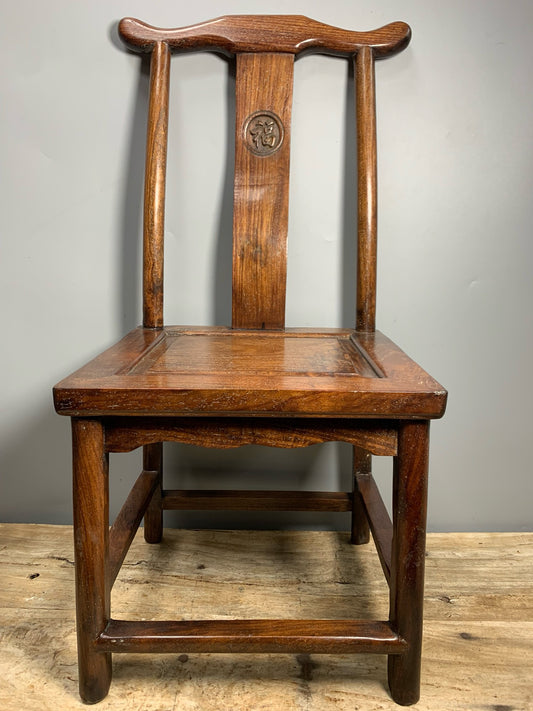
[
  {"x1": 104, "y1": 416, "x2": 398, "y2": 456},
  {"x1": 356, "y1": 472, "x2": 393, "y2": 583},
  {"x1": 108, "y1": 468, "x2": 159, "y2": 589},
  {"x1": 143, "y1": 41, "x2": 170, "y2": 329},
  {"x1": 72, "y1": 419, "x2": 111, "y2": 704},
  {"x1": 53, "y1": 16, "x2": 448, "y2": 706},
  {"x1": 53, "y1": 328, "x2": 447, "y2": 418},
  {"x1": 388, "y1": 421, "x2": 430, "y2": 706},
  {"x1": 162, "y1": 489, "x2": 352, "y2": 512},
  {"x1": 355, "y1": 46, "x2": 377, "y2": 332},
  {"x1": 232, "y1": 52, "x2": 293, "y2": 329},
  {"x1": 143, "y1": 443, "x2": 163, "y2": 543},
  {"x1": 351, "y1": 447, "x2": 371, "y2": 544},
  {"x1": 128, "y1": 330, "x2": 379, "y2": 377},
  {"x1": 97, "y1": 619, "x2": 406, "y2": 655},
  {"x1": 119, "y1": 16, "x2": 411, "y2": 58}
]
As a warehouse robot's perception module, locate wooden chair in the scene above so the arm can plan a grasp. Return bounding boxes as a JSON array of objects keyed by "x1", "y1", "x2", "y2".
[{"x1": 53, "y1": 16, "x2": 447, "y2": 706}]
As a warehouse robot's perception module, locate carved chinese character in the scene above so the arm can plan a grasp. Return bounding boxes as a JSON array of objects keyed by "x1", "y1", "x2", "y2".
[
  {"x1": 244, "y1": 111, "x2": 284, "y2": 156},
  {"x1": 250, "y1": 118, "x2": 277, "y2": 149}
]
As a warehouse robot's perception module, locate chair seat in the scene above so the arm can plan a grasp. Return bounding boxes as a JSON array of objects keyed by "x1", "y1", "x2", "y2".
[{"x1": 53, "y1": 326, "x2": 446, "y2": 419}]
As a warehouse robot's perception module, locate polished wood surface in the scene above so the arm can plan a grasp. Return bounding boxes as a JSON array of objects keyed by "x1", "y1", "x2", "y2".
[
  {"x1": 232, "y1": 52, "x2": 293, "y2": 329},
  {"x1": 355, "y1": 468, "x2": 392, "y2": 581},
  {"x1": 53, "y1": 14, "x2": 448, "y2": 706},
  {"x1": 53, "y1": 328, "x2": 446, "y2": 418},
  {"x1": 104, "y1": 417, "x2": 398, "y2": 455},
  {"x1": 128, "y1": 333, "x2": 375, "y2": 377},
  {"x1": 356, "y1": 46, "x2": 377, "y2": 332},
  {"x1": 160, "y1": 489, "x2": 353, "y2": 512},
  {"x1": 71, "y1": 419, "x2": 111, "y2": 704},
  {"x1": 388, "y1": 421, "x2": 430, "y2": 705},
  {"x1": 142, "y1": 442, "x2": 163, "y2": 543},
  {"x1": 97, "y1": 619, "x2": 405, "y2": 655},
  {"x1": 108, "y1": 468, "x2": 159, "y2": 588},
  {"x1": 351, "y1": 447, "x2": 371, "y2": 544},
  {"x1": 143, "y1": 41, "x2": 170, "y2": 329},
  {"x1": 119, "y1": 16, "x2": 411, "y2": 57}
]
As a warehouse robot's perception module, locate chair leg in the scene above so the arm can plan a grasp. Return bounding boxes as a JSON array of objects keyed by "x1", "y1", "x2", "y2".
[
  {"x1": 387, "y1": 420, "x2": 429, "y2": 706},
  {"x1": 143, "y1": 442, "x2": 163, "y2": 543},
  {"x1": 72, "y1": 418, "x2": 112, "y2": 704},
  {"x1": 351, "y1": 446, "x2": 371, "y2": 544}
]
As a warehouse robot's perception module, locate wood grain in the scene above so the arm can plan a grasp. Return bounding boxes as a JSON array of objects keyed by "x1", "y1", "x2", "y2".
[
  {"x1": 143, "y1": 41, "x2": 170, "y2": 329},
  {"x1": 355, "y1": 471, "x2": 393, "y2": 582},
  {"x1": 1, "y1": 526, "x2": 532, "y2": 711},
  {"x1": 126, "y1": 332, "x2": 378, "y2": 377},
  {"x1": 97, "y1": 618, "x2": 405, "y2": 655},
  {"x1": 104, "y1": 416, "x2": 398, "y2": 455},
  {"x1": 355, "y1": 46, "x2": 377, "y2": 332},
  {"x1": 119, "y1": 16, "x2": 411, "y2": 58},
  {"x1": 142, "y1": 442, "x2": 163, "y2": 543},
  {"x1": 388, "y1": 421, "x2": 430, "y2": 705},
  {"x1": 161, "y1": 489, "x2": 353, "y2": 512},
  {"x1": 232, "y1": 53, "x2": 294, "y2": 329},
  {"x1": 351, "y1": 446, "x2": 371, "y2": 544},
  {"x1": 71, "y1": 419, "x2": 111, "y2": 703},
  {"x1": 53, "y1": 328, "x2": 447, "y2": 418},
  {"x1": 108, "y1": 468, "x2": 159, "y2": 589}
]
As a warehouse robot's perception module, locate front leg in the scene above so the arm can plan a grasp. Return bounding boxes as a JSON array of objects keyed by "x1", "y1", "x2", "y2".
[
  {"x1": 388, "y1": 420, "x2": 430, "y2": 706},
  {"x1": 72, "y1": 418, "x2": 112, "y2": 703}
]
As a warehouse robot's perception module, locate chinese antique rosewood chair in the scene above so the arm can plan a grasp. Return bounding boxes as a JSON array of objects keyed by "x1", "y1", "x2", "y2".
[{"x1": 53, "y1": 15, "x2": 447, "y2": 706}]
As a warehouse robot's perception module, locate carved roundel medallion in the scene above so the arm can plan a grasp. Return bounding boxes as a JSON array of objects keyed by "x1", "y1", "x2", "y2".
[{"x1": 243, "y1": 110, "x2": 284, "y2": 156}]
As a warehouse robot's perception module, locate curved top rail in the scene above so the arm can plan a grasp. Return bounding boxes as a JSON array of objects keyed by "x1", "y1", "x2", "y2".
[{"x1": 118, "y1": 15, "x2": 411, "y2": 58}]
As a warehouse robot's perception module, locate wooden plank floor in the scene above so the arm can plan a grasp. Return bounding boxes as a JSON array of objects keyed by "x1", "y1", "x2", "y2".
[{"x1": 0, "y1": 524, "x2": 531, "y2": 710}]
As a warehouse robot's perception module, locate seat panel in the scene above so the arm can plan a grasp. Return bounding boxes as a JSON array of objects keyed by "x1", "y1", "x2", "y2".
[
  {"x1": 53, "y1": 326, "x2": 447, "y2": 419},
  {"x1": 128, "y1": 332, "x2": 379, "y2": 378}
]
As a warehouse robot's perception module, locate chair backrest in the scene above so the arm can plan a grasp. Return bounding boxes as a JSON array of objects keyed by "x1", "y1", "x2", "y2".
[{"x1": 118, "y1": 15, "x2": 411, "y2": 332}]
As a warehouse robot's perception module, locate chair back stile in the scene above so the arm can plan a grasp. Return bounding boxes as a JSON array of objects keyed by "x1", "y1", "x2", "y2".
[
  {"x1": 355, "y1": 46, "x2": 377, "y2": 333},
  {"x1": 143, "y1": 41, "x2": 170, "y2": 329},
  {"x1": 122, "y1": 16, "x2": 411, "y2": 332}
]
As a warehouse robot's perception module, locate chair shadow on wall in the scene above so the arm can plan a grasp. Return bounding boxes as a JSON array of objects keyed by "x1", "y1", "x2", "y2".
[{"x1": 114, "y1": 38, "x2": 362, "y2": 532}]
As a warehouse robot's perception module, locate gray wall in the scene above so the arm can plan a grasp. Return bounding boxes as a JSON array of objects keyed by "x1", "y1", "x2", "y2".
[{"x1": 1, "y1": 0, "x2": 532, "y2": 531}]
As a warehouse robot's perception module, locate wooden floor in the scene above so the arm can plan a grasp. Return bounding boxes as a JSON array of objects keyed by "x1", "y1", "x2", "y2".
[{"x1": 0, "y1": 525, "x2": 531, "y2": 710}]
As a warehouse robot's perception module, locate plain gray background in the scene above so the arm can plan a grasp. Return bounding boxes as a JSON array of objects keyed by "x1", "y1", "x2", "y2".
[{"x1": 1, "y1": 0, "x2": 532, "y2": 531}]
